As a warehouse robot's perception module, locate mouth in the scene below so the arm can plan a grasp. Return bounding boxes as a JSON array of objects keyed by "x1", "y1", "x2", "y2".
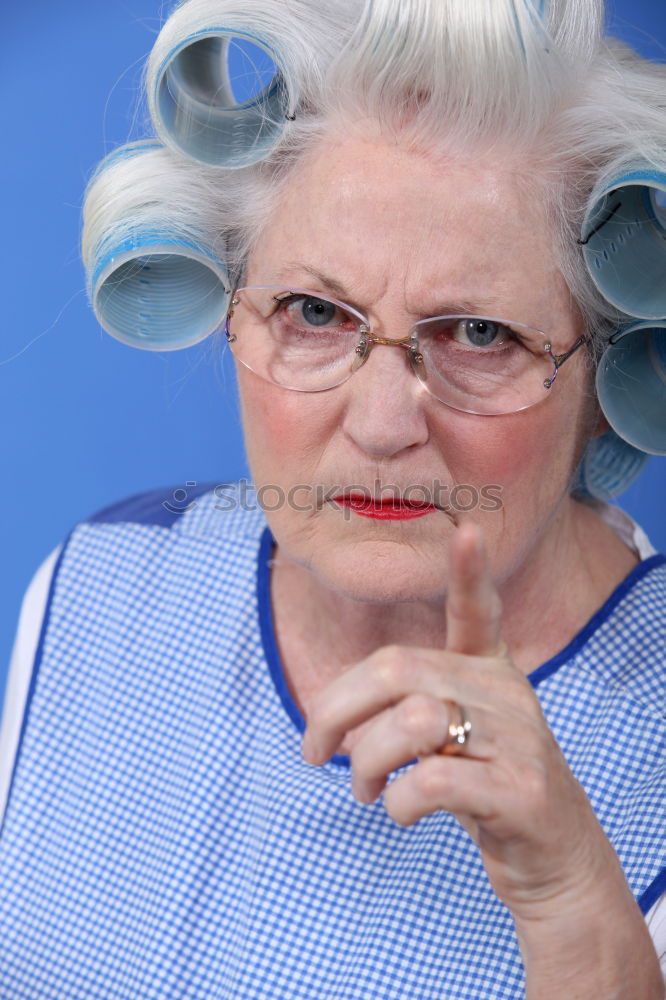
[{"x1": 332, "y1": 493, "x2": 437, "y2": 521}]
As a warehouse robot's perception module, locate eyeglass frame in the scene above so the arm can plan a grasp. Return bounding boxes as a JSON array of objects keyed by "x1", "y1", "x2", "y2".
[{"x1": 224, "y1": 284, "x2": 588, "y2": 415}]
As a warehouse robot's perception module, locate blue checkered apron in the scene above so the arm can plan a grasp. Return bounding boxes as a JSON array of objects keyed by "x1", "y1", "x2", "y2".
[{"x1": 1, "y1": 484, "x2": 664, "y2": 999}]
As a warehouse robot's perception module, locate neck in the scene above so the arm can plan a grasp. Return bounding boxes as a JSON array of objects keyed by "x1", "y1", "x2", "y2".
[{"x1": 269, "y1": 497, "x2": 638, "y2": 719}]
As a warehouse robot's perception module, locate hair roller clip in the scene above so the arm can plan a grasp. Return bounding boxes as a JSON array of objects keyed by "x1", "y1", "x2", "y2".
[
  {"x1": 595, "y1": 321, "x2": 666, "y2": 455},
  {"x1": 146, "y1": 3, "x2": 298, "y2": 169},
  {"x1": 83, "y1": 142, "x2": 231, "y2": 351},
  {"x1": 580, "y1": 169, "x2": 666, "y2": 319}
]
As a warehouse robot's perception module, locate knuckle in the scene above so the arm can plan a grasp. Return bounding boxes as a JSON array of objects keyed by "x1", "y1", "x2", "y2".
[
  {"x1": 521, "y1": 762, "x2": 550, "y2": 809},
  {"x1": 397, "y1": 694, "x2": 444, "y2": 741},
  {"x1": 414, "y1": 756, "x2": 452, "y2": 800},
  {"x1": 370, "y1": 645, "x2": 409, "y2": 692},
  {"x1": 503, "y1": 757, "x2": 548, "y2": 811}
]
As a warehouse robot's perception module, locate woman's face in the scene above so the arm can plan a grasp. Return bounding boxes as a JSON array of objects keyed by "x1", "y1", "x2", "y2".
[{"x1": 235, "y1": 132, "x2": 596, "y2": 602}]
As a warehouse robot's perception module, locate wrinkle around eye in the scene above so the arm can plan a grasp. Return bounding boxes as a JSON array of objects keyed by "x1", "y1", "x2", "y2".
[
  {"x1": 427, "y1": 331, "x2": 517, "y2": 357},
  {"x1": 433, "y1": 323, "x2": 541, "y2": 359}
]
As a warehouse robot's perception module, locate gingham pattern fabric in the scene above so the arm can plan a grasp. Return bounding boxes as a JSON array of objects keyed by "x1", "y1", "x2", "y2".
[{"x1": 1, "y1": 484, "x2": 664, "y2": 1000}]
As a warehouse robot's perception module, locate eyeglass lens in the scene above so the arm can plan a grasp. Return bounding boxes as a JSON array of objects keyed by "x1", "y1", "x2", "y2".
[{"x1": 226, "y1": 286, "x2": 558, "y2": 415}]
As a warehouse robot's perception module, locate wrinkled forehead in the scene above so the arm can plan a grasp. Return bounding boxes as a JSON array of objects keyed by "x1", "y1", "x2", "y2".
[{"x1": 246, "y1": 132, "x2": 576, "y2": 332}]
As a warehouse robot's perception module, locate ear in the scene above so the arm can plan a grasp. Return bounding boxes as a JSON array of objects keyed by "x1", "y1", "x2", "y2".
[
  {"x1": 593, "y1": 408, "x2": 609, "y2": 438},
  {"x1": 584, "y1": 385, "x2": 609, "y2": 439}
]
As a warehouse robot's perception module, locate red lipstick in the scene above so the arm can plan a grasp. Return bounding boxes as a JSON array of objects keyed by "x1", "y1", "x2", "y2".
[{"x1": 333, "y1": 494, "x2": 436, "y2": 520}]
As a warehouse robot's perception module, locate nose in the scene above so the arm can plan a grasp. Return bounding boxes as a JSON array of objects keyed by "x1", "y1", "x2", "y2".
[{"x1": 341, "y1": 337, "x2": 430, "y2": 458}]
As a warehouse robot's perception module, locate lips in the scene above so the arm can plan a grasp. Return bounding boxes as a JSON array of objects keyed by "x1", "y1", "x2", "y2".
[{"x1": 332, "y1": 493, "x2": 436, "y2": 520}]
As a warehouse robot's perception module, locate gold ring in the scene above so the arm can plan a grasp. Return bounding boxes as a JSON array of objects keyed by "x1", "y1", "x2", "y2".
[{"x1": 439, "y1": 702, "x2": 472, "y2": 756}]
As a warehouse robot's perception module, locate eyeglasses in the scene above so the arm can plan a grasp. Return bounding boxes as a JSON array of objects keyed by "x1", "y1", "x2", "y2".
[{"x1": 225, "y1": 285, "x2": 586, "y2": 416}]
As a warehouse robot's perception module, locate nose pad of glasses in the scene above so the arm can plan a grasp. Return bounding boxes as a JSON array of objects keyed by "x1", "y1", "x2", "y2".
[
  {"x1": 351, "y1": 338, "x2": 371, "y2": 371},
  {"x1": 408, "y1": 346, "x2": 426, "y2": 379}
]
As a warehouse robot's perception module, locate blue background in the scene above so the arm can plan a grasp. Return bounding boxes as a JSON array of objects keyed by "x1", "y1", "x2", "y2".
[{"x1": 2, "y1": 0, "x2": 665, "y2": 708}]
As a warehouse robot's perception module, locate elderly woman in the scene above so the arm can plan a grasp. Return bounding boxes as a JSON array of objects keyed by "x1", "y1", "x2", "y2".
[{"x1": 1, "y1": 0, "x2": 665, "y2": 997}]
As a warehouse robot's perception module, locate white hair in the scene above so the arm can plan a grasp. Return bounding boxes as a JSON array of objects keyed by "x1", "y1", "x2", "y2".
[{"x1": 82, "y1": 0, "x2": 666, "y2": 360}]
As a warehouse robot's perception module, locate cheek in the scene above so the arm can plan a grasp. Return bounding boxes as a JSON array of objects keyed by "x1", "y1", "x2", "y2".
[
  {"x1": 435, "y1": 395, "x2": 590, "y2": 584},
  {"x1": 438, "y1": 393, "x2": 586, "y2": 508},
  {"x1": 237, "y1": 370, "x2": 333, "y2": 485}
]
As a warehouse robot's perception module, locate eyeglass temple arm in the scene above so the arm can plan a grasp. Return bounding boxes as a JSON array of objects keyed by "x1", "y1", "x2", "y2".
[{"x1": 543, "y1": 335, "x2": 587, "y2": 389}]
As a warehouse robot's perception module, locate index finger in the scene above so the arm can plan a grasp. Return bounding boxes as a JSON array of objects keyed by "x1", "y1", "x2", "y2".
[{"x1": 445, "y1": 521, "x2": 504, "y2": 657}]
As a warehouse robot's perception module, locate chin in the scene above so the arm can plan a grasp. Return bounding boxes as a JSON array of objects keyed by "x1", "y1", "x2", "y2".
[{"x1": 304, "y1": 535, "x2": 454, "y2": 605}]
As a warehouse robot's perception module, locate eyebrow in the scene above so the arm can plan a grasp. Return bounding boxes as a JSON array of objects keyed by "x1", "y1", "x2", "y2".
[
  {"x1": 277, "y1": 263, "x2": 351, "y2": 300},
  {"x1": 275, "y1": 262, "x2": 502, "y2": 318}
]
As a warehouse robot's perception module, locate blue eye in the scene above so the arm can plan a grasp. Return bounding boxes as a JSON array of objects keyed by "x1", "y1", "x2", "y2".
[
  {"x1": 462, "y1": 319, "x2": 502, "y2": 347},
  {"x1": 299, "y1": 296, "x2": 337, "y2": 327},
  {"x1": 272, "y1": 291, "x2": 357, "y2": 337}
]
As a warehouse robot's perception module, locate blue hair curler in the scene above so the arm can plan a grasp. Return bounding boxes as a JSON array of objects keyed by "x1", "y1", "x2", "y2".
[
  {"x1": 88, "y1": 139, "x2": 165, "y2": 182},
  {"x1": 84, "y1": 141, "x2": 231, "y2": 350},
  {"x1": 151, "y1": 29, "x2": 294, "y2": 168},
  {"x1": 595, "y1": 321, "x2": 666, "y2": 455},
  {"x1": 581, "y1": 169, "x2": 666, "y2": 319},
  {"x1": 92, "y1": 237, "x2": 231, "y2": 351},
  {"x1": 572, "y1": 428, "x2": 649, "y2": 500}
]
